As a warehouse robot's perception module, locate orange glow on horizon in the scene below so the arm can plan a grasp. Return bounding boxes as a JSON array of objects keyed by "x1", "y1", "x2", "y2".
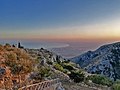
[{"x1": 1, "y1": 35, "x2": 120, "y2": 43}]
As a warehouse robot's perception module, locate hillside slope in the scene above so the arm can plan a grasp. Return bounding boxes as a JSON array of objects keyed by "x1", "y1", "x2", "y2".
[
  {"x1": 71, "y1": 42, "x2": 120, "y2": 80},
  {"x1": 0, "y1": 43, "x2": 112, "y2": 90}
]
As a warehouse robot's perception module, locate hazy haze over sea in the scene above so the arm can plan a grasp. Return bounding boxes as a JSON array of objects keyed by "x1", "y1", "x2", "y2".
[{"x1": 0, "y1": 40, "x2": 114, "y2": 58}]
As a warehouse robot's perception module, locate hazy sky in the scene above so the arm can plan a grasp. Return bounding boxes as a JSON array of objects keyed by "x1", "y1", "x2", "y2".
[{"x1": 0, "y1": 0, "x2": 120, "y2": 42}]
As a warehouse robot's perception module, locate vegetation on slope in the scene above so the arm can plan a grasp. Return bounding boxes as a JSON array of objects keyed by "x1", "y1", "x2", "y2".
[
  {"x1": 1, "y1": 43, "x2": 120, "y2": 90},
  {"x1": 112, "y1": 80, "x2": 120, "y2": 90},
  {"x1": 0, "y1": 44, "x2": 36, "y2": 89},
  {"x1": 86, "y1": 75, "x2": 113, "y2": 86}
]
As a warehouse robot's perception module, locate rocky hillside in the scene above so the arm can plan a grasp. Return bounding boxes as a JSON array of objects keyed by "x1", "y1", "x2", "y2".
[
  {"x1": 25, "y1": 48, "x2": 113, "y2": 90},
  {"x1": 0, "y1": 43, "x2": 114, "y2": 90},
  {"x1": 0, "y1": 43, "x2": 85, "y2": 90},
  {"x1": 25, "y1": 48, "x2": 83, "y2": 82},
  {"x1": 71, "y1": 42, "x2": 120, "y2": 81}
]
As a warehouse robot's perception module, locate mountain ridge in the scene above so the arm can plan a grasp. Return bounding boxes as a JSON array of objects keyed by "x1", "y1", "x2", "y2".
[{"x1": 71, "y1": 42, "x2": 120, "y2": 80}]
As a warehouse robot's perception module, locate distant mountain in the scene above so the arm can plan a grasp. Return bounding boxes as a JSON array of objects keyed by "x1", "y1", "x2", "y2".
[{"x1": 71, "y1": 42, "x2": 120, "y2": 80}]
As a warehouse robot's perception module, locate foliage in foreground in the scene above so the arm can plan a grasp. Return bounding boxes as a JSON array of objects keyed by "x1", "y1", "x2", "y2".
[{"x1": 4, "y1": 49, "x2": 33, "y2": 75}]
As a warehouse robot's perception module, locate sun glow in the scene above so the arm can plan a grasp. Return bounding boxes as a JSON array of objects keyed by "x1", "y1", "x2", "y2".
[{"x1": 1, "y1": 19, "x2": 120, "y2": 42}]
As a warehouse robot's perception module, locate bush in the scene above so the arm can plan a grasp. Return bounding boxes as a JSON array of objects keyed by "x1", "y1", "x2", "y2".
[
  {"x1": 33, "y1": 66, "x2": 50, "y2": 80},
  {"x1": 5, "y1": 43, "x2": 11, "y2": 47},
  {"x1": 7, "y1": 53, "x2": 17, "y2": 61},
  {"x1": 112, "y1": 80, "x2": 120, "y2": 90},
  {"x1": 4, "y1": 50, "x2": 33, "y2": 74},
  {"x1": 11, "y1": 64, "x2": 23, "y2": 74},
  {"x1": 87, "y1": 75, "x2": 113, "y2": 86},
  {"x1": 63, "y1": 64, "x2": 74, "y2": 71},
  {"x1": 4, "y1": 53, "x2": 17, "y2": 67},
  {"x1": 68, "y1": 70, "x2": 85, "y2": 83},
  {"x1": 4, "y1": 43, "x2": 12, "y2": 51},
  {"x1": 113, "y1": 84, "x2": 120, "y2": 90},
  {"x1": 54, "y1": 63, "x2": 64, "y2": 72}
]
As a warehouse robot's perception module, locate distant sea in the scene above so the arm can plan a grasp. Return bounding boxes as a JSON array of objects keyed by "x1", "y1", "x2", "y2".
[
  {"x1": 0, "y1": 40, "x2": 108, "y2": 58},
  {"x1": 0, "y1": 40, "x2": 69, "y2": 49}
]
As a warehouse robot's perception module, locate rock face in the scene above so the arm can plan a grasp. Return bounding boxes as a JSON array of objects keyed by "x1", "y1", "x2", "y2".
[
  {"x1": 26, "y1": 48, "x2": 66, "y2": 64},
  {"x1": 71, "y1": 42, "x2": 120, "y2": 80}
]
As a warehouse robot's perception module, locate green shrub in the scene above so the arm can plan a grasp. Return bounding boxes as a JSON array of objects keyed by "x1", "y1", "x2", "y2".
[
  {"x1": 68, "y1": 70, "x2": 85, "y2": 83},
  {"x1": 87, "y1": 75, "x2": 113, "y2": 86},
  {"x1": 5, "y1": 43, "x2": 11, "y2": 47},
  {"x1": 112, "y1": 80, "x2": 120, "y2": 90},
  {"x1": 33, "y1": 66, "x2": 51, "y2": 80},
  {"x1": 4, "y1": 43, "x2": 12, "y2": 51},
  {"x1": 113, "y1": 84, "x2": 120, "y2": 90},
  {"x1": 38, "y1": 66, "x2": 50, "y2": 77},
  {"x1": 54, "y1": 63, "x2": 64, "y2": 72},
  {"x1": 63, "y1": 64, "x2": 74, "y2": 71}
]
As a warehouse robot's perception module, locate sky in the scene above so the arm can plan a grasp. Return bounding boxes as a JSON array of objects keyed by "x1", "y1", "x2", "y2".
[{"x1": 0, "y1": 0, "x2": 120, "y2": 42}]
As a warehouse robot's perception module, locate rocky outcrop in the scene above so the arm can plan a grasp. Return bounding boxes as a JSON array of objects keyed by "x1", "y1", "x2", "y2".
[
  {"x1": 26, "y1": 48, "x2": 66, "y2": 64},
  {"x1": 26, "y1": 48, "x2": 71, "y2": 81}
]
